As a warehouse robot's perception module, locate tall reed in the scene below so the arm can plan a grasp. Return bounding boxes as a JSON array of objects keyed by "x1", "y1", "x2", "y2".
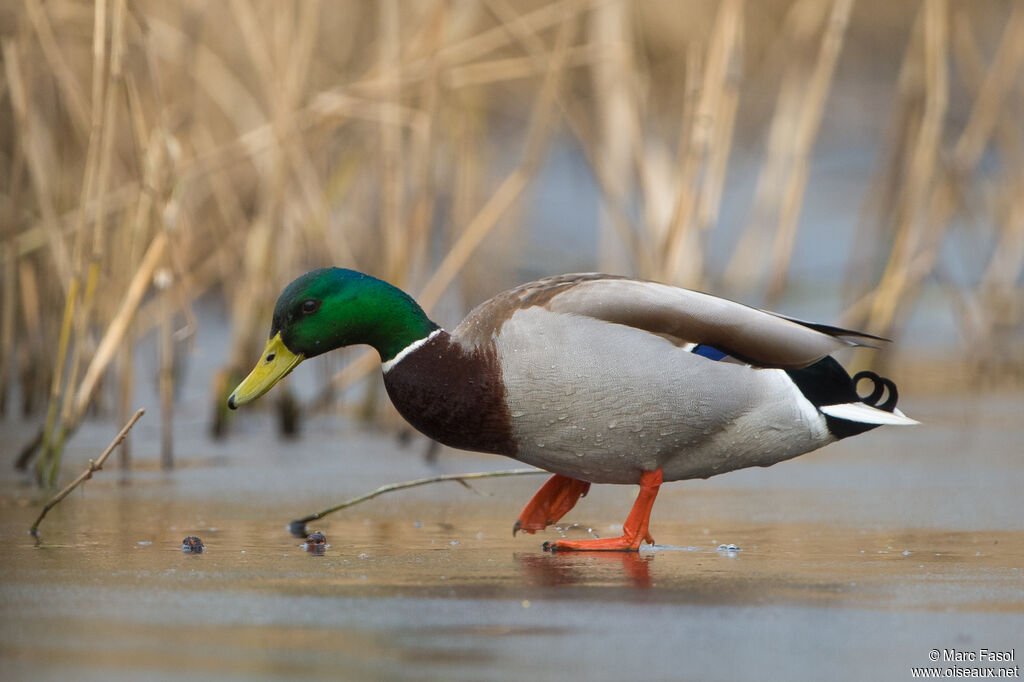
[{"x1": 2, "y1": 1, "x2": 1022, "y2": 484}]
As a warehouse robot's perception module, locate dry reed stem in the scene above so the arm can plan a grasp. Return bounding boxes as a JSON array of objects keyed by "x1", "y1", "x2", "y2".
[
  {"x1": 134, "y1": 231, "x2": 246, "y2": 335},
  {"x1": 224, "y1": 2, "x2": 330, "y2": 379},
  {"x1": 723, "y1": 0, "x2": 828, "y2": 293},
  {"x1": 661, "y1": 0, "x2": 742, "y2": 287},
  {"x1": 290, "y1": 467, "x2": 547, "y2": 530},
  {"x1": 12, "y1": 259, "x2": 44, "y2": 422},
  {"x1": 695, "y1": 29, "x2": 741, "y2": 261},
  {"x1": 29, "y1": 409, "x2": 145, "y2": 537},
  {"x1": 486, "y1": 0, "x2": 552, "y2": 60},
  {"x1": 222, "y1": 1, "x2": 294, "y2": 375},
  {"x1": 949, "y1": 6, "x2": 1024, "y2": 175},
  {"x1": 69, "y1": 0, "x2": 108, "y2": 271},
  {"x1": 229, "y1": 0, "x2": 277, "y2": 92},
  {"x1": 37, "y1": 276, "x2": 78, "y2": 485},
  {"x1": 864, "y1": 0, "x2": 948, "y2": 337},
  {"x1": 979, "y1": 191, "x2": 1024, "y2": 305},
  {"x1": 0, "y1": 113, "x2": 26, "y2": 413},
  {"x1": 403, "y1": 2, "x2": 446, "y2": 289},
  {"x1": 72, "y1": 231, "x2": 168, "y2": 422},
  {"x1": 6, "y1": 1, "x2": 1022, "y2": 460},
  {"x1": 943, "y1": 11, "x2": 1024, "y2": 339},
  {"x1": 92, "y1": 0, "x2": 127, "y2": 262},
  {"x1": 419, "y1": 171, "x2": 533, "y2": 313},
  {"x1": 145, "y1": 16, "x2": 264, "y2": 133},
  {"x1": 357, "y1": 0, "x2": 590, "y2": 94},
  {"x1": 379, "y1": 0, "x2": 404, "y2": 283},
  {"x1": 54, "y1": 0, "x2": 128, "y2": 482},
  {"x1": 158, "y1": 282, "x2": 174, "y2": 470},
  {"x1": 589, "y1": 0, "x2": 637, "y2": 274},
  {"x1": 445, "y1": 46, "x2": 597, "y2": 89},
  {"x1": 416, "y1": 4, "x2": 575, "y2": 313},
  {"x1": 951, "y1": 17, "x2": 1024, "y2": 176},
  {"x1": 16, "y1": 261, "x2": 43, "y2": 372},
  {"x1": 233, "y1": 0, "x2": 330, "y2": 256},
  {"x1": 308, "y1": 3, "x2": 577, "y2": 406},
  {"x1": 732, "y1": 2, "x2": 835, "y2": 294},
  {"x1": 23, "y1": 0, "x2": 90, "y2": 135},
  {"x1": 14, "y1": 183, "x2": 139, "y2": 259},
  {"x1": 117, "y1": 347, "x2": 134, "y2": 468},
  {"x1": 3, "y1": 38, "x2": 74, "y2": 289},
  {"x1": 840, "y1": 3, "x2": 931, "y2": 318},
  {"x1": 763, "y1": 0, "x2": 852, "y2": 304},
  {"x1": 490, "y1": 0, "x2": 648, "y2": 272},
  {"x1": 951, "y1": 9, "x2": 1024, "y2": 336},
  {"x1": 865, "y1": 1, "x2": 1023, "y2": 340},
  {"x1": 116, "y1": 128, "x2": 168, "y2": 467},
  {"x1": 0, "y1": 244, "x2": 15, "y2": 414},
  {"x1": 559, "y1": 93, "x2": 651, "y2": 274}
]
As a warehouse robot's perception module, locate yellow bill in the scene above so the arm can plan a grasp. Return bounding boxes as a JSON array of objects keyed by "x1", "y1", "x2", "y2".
[{"x1": 228, "y1": 333, "x2": 304, "y2": 409}]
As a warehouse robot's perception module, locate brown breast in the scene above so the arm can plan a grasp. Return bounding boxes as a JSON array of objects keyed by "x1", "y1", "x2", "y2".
[{"x1": 382, "y1": 331, "x2": 516, "y2": 456}]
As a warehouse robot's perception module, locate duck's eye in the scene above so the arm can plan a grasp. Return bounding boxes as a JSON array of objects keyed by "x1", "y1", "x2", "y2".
[{"x1": 301, "y1": 299, "x2": 320, "y2": 315}]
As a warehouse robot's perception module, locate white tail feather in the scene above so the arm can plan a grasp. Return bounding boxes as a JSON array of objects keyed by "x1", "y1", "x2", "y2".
[{"x1": 820, "y1": 402, "x2": 919, "y2": 425}]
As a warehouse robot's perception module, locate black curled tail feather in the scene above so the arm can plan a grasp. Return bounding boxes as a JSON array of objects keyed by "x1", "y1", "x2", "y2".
[
  {"x1": 786, "y1": 357, "x2": 901, "y2": 440},
  {"x1": 851, "y1": 370, "x2": 899, "y2": 412}
]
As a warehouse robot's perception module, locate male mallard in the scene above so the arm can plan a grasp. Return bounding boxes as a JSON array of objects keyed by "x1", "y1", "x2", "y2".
[{"x1": 229, "y1": 268, "x2": 916, "y2": 551}]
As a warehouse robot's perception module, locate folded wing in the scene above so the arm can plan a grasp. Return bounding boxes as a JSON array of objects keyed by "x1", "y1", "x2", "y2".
[{"x1": 460, "y1": 275, "x2": 882, "y2": 370}]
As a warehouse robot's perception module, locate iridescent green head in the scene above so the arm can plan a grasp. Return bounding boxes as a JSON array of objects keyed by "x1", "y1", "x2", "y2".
[{"x1": 228, "y1": 268, "x2": 439, "y2": 409}]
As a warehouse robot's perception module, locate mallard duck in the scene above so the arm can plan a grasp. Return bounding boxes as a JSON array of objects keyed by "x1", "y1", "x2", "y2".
[{"x1": 229, "y1": 268, "x2": 916, "y2": 551}]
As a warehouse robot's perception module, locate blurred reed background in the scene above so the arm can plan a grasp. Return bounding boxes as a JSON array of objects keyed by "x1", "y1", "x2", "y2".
[{"x1": 1, "y1": 0, "x2": 1022, "y2": 486}]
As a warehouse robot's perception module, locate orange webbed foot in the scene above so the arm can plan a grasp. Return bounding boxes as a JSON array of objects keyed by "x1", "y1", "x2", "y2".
[
  {"x1": 542, "y1": 469, "x2": 662, "y2": 552},
  {"x1": 513, "y1": 474, "x2": 591, "y2": 535}
]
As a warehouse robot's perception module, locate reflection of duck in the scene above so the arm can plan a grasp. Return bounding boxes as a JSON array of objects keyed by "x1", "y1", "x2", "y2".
[
  {"x1": 517, "y1": 550, "x2": 653, "y2": 589},
  {"x1": 229, "y1": 269, "x2": 917, "y2": 551}
]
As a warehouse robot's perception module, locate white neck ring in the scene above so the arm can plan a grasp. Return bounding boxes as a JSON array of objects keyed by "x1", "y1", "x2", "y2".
[{"x1": 381, "y1": 329, "x2": 443, "y2": 373}]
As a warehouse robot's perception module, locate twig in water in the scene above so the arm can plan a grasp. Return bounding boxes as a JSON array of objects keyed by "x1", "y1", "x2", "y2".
[
  {"x1": 28, "y1": 408, "x2": 145, "y2": 537},
  {"x1": 288, "y1": 467, "x2": 548, "y2": 537}
]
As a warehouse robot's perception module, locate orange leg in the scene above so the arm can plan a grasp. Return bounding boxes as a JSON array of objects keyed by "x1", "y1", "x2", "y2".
[
  {"x1": 543, "y1": 469, "x2": 662, "y2": 552},
  {"x1": 513, "y1": 474, "x2": 591, "y2": 535}
]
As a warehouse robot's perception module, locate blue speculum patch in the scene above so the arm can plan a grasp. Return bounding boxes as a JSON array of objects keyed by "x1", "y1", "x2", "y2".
[{"x1": 692, "y1": 344, "x2": 728, "y2": 361}]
